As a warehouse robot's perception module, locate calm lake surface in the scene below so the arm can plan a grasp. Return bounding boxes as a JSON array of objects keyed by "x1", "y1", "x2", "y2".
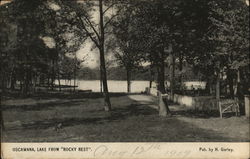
[
  {"x1": 56, "y1": 80, "x2": 150, "y2": 93},
  {"x1": 55, "y1": 80, "x2": 206, "y2": 92}
]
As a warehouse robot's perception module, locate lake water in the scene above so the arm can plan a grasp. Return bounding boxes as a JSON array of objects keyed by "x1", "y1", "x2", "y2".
[
  {"x1": 55, "y1": 80, "x2": 206, "y2": 93},
  {"x1": 56, "y1": 80, "x2": 150, "y2": 93}
]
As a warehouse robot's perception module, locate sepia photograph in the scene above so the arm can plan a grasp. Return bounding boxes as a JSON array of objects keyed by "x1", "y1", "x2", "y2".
[{"x1": 0, "y1": 0, "x2": 249, "y2": 158}]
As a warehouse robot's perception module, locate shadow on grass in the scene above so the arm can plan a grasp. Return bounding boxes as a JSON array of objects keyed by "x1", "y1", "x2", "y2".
[
  {"x1": 2, "y1": 91, "x2": 139, "y2": 100},
  {"x1": 2, "y1": 92, "x2": 142, "y2": 111},
  {"x1": 3, "y1": 95, "x2": 246, "y2": 142},
  {"x1": 6, "y1": 103, "x2": 157, "y2": 131},
  {"x1": 2, "y1": 100, "x2": 86, "y2": 111},
  {"x1": 4, "y1": 94, "x2": 157, "y2": 131},
  {"x1": 171, "y1": 109, "x2": 221, "y2": 118},
  {"x1": 6, "y1": 106, "x2": 238, "y2": 142}
]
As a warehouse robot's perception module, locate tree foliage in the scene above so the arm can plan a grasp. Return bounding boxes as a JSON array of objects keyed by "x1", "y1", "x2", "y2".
[{"x1": 0, "y1": 0, "x2": 86, "y2": 93}]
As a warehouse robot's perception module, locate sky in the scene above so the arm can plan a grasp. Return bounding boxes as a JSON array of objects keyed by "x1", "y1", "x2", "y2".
[
  {"x1": 1, "y1": 0, "x2": 113, "y2": 69},
  {"x1": 76, "y1": 39, "x2": 100, "y2": 69},
  {"x1": 0, "y1": 0, "x2": 11, "y2": 5},
  {"x1": 45, "y1": 1, "x2": 112, "y2": 69},
  {"x1": 3, "y1": 0, "x2": 249, "y2": 69}
]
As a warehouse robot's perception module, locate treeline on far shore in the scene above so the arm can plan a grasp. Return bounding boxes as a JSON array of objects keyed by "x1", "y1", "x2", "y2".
[{"x1": 76, "y1": 66, "x2": 150, "y2": 81}]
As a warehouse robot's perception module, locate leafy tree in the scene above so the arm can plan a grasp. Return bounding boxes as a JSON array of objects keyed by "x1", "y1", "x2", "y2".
[
  {"x1": 208, "y1": 0, "x2": 249, "y2": 99},
  {"x1": 111, "y1": 6, "x2": 143, "y2": 92},
  {"x1": 113, "y1": 0, "x2": 174, "y2": 115},
  {"x1": 43, "y1": 1, "x2": 87, "y2": 91},
  {"x1": 109, "y1": 0, "x2": 214, "y2": 115},
  {"x1": 0, "y1": 0, "x2": 86, "y2": 94},
  {"x1": 0, "y1": 0, "x2": 49, "y2": 94},
  {"x1": 60, "y1": 0, "x2": 127, "y2": 111}
]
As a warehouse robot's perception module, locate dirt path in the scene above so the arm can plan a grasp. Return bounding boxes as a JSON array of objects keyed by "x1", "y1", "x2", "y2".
[
  {"x1": 128, "y1": 94, "x2": 250, "y2": 141},
  {"x1": 128, "y1": 94, "x2": 159, "y2": 109},
  {"x1": 128, "y1": 94, "x2": 187, "y2": 112}
]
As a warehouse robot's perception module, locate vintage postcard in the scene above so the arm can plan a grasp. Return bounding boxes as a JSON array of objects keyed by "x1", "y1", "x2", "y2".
[{"x1": 1, "y1": 0, "x2": 249, "y2": 158}]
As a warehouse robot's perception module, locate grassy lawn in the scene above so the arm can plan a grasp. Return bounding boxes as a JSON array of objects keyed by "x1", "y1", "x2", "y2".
[{"x1": 1, "y1": 92, "x2": 249, "y2": 142}]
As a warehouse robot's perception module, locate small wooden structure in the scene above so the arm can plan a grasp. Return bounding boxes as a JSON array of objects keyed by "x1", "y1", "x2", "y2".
[{"x1": 218, "y1": 99, "x2": 239, "y2": 118}]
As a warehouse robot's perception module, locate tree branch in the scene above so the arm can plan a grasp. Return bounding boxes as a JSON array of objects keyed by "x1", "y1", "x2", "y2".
[
  {"x1": 77, "y1": 15, "x2": 100, "y2": 48},
  {"x1": 104, "y1": 8, "x2": 123, "y2": 29},
  {"x1": 104, "y1": 31, "x2": 113, "y2": 34},
  {"x1": 103, "y1": 2, "x2": 117, "y2": 15},
  {"x1": 115, "y1": 51, "x2": 127, "y2": 66},
  {"x1": 83, "y1": 16, "x2": 101, "y2": 41}
]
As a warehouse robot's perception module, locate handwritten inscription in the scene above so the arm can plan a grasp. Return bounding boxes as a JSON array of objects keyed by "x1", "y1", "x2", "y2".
[{"x1": 94, "y1": 144, "x2": 191, "y2": 158}]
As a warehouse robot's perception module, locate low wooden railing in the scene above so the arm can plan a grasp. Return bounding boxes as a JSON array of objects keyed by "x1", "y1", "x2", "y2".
[{"x1": 218, "y1": 99, "x2": 239, "y2": 118}]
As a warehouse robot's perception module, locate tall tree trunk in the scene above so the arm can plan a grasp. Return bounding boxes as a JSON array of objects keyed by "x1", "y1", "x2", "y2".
[
  {"x1": 158, "y1": 62, "x2": 165, "y2": 93},
  {"x1": 56, "y1": 60, "x2": 61, "y2": 92},
  {"x1": 126, "y1": 67, "x2": 131, "y2": 93},
  {"x1": 179, "y1": 55, "x2": 183, "y2": 71},
  {"x1": 0, "y1": 91, "x2": 4, "y2": 130},
  {"x1": 149, "y1": 80, "x2": 152, "y2": 88},
  {"x1": 20, "y1": 77, "x2": 23, "y2": 93},
  {"x1": 0, "y1": 66, "x2": 5, "y2": 130},
  {"x1": 156, "y1": 48, "x2": 166, "y2": 93},
  {"x1": 57, "y1": 74, "x2": 61, "y2": 92},
  {"x1": 10, "y1": 71, "x2": 16, "y2": 91},
  {"x1": 51, "y1": 59, "x2": 55, "y2": 91},
  {"x1": 178, "y1": 56, "x2": 183, "y2": 93},
  {"x1": 73, "y1": 57, "x2": 76, "y2": 92},
  {"x1": 100, "y1": 65, "x2": 103, "y2": 93},
  {"x1": 149, "y1": 63, "x2": 154, "y2": 88},
  {"x1": 8, "y1": 66, "x2": 14, "y2": 90},
  {"x1": 157, "y1": 50, "x2": 171, "y2": 116},
  {"x1": 100, "y1": 48, "x2": 111, "y2": 111},
  {"x1": 216, "y1": 73, "x2": 220, "y2": 100},
  {"x1": 47, "y1": 76, "x2": 50, "y2": 91},
  {"x1": 216, "y1": 62, "x2": 220, "y2": 100},
  {"x1": 73, "y1": 70, "x2": 76, "y2": 92},
  {"x1": 169, "y1": 44, "x2": 175, "y2": 101},
  {"x1": 205, "y1": 77, "x2": 212, "y2": 95},
  {"x1": 216, "y1": 69, "x2": 221, "y2": 116},
  {"x1": 27, "y1": 66, "x2": 33, "y2": 94},
  {"x1": 1, "y1": 75, "x2": 5, "y2": 92},
  {"x1": 227, "y1": 69, "x2": 234, "y2": 98},
  {"x1": 99, "y1": 0, "x2": 111, "y2": 111},
  {"x1": 24, "y1": 67, "x2": 29, "y2": 95},
  {"x1": 23, "y1": 48, "x2": 29, "y2": 95},
  {"x1": 235, "y1": 69, "x2": 241, "y2": 98}
]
